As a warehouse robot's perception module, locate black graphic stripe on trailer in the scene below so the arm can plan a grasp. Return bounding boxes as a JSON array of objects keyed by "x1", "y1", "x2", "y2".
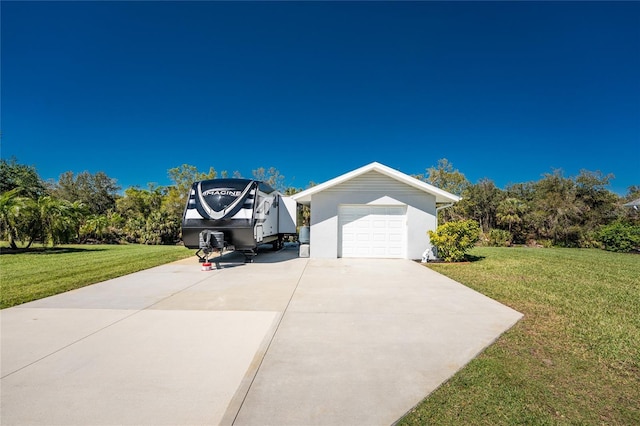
[{"x1": 193, "y1": 179, "x2": 256, "y2": 221}]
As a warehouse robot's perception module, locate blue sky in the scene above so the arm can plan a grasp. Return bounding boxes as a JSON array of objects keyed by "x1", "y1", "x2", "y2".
[{"x1": 2, "y1": 1, "x2": 639, "y2": 195}]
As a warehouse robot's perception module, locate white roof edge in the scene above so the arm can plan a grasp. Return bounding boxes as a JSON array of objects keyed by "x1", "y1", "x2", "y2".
[{"x1": 291, "y1": 162, "x2": 461, "y2": 204}]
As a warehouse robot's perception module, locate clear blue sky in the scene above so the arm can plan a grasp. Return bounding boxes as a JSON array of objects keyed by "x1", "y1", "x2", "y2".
[{"x1": 2, "y1": 1, "x2": 639, "y2": 194}]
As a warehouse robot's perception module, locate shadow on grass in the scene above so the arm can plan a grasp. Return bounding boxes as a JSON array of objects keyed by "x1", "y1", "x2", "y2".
[
  {"x1": 422, "y1": 254, "x2": 486, "y2": 264},
  {"x1": 0, "y1": 246, "x2": 106, "y2": 256},
  {"x1": 465, "y1": 254, "x2": 486, "y2": 262}
]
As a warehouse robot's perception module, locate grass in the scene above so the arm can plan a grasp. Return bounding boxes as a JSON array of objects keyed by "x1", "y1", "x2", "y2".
[
  {"x1": 399, "y1": 247, "x2": 640, "y2": 425},
  {"x1": 0, "y1": 244, "x2": 194, "y2": 309}
]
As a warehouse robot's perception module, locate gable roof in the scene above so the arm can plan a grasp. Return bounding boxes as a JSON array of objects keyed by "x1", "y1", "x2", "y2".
[
  {"x1": 291, "y1": 162, "x2": 461, "y2": 205},
  {"x1": 623, "y1": 198, "x2": 640, "y2": 208}
]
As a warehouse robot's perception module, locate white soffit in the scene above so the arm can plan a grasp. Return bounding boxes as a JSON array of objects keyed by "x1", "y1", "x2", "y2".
[{"x1": 291, "y1": 162, "x2": 461, "y2": 204}]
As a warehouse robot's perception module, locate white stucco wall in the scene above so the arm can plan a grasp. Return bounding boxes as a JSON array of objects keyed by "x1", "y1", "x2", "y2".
[{"x1": 308, "y1": 171, "x2": 437, "y2": 259}]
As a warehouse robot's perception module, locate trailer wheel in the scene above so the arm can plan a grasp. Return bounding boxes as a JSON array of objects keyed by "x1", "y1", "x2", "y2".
[{"x1": 272, "y1": 237, "x2": 284, "y2": 251}]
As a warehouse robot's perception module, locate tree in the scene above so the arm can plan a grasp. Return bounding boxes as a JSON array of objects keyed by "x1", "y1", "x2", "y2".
[
  {"x1": 1, "y1": 193, "x2": 87, "y2": 248},
  {"x1": 167, "y1": 164, "x2": 217, "y2": 198},
  {"x1": 574, "y1": 170, "x2": 618, "y2": 230},
  {"x1": 418, "y1": 159, "x2": 470, "y2": 224},
  {"x1": 252, "y1": 167, "x2": 286, "y2": 192},
  {"x1": 419, "y1": 158, "x2": 470, "y2": 197},
  {"x1": 113, "y1": 184, "x2": 181, "y2": 244},
  {"x1": 116, "y1": 185, "x2": 165, "y2": 219},
  {"x1": 141, "y1": 210, "x2": 180, "y2": 245},
  {"x1": 496, "y1": 197, "x2": 526, "y2": 234},
  {"x1": 624, "y1": 185, "x2": 640, "y2": 202},
  {"x1": 531, "y1": 170, "x2": 582, "y2": 246},
  {"x1": 0, "y1": 160, "x2": 91, "y2": 247},
  {"x1": 36, "y1": 196, "x2": 87, "y2": 245},
  {"x1": 458, "y1": 178, "x2": 503, "y2": 232},
  {"x1": 504, "y1": 182, "x2": 537, "y2": 243},
  {"x1": 0, "y1": 158, "x2": 47, "y2": 198},
  {"x1": 51, "y1": 171, "x2": 120, "y2": 215},
  {"x1": 80, "y1": 214, "x2": 110, "y2": 242},
  {"x1": 0, "y1": 189, "x2": 38, "y2": 249},
  {"x1": 165, "y1": 164, "x2": 217, "y2": 220},
  {"x1": 79, "y1": 211, "x2": 125, "y2": 243},
  {"x1": 123, "y1": 215, "x2": 146, "y2": 244}
]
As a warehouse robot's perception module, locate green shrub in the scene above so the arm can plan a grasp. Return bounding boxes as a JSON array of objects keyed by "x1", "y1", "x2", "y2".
[
  {"x1": 539, "y1": 239, "x2": 554, "y2": 248},
  {"x1": 428, "y1": 220, "x2": 480, "y2": 262},
  {"x1": 579, "y1": 230, "x2": 603, "y2": 249},
  {"x1": 141, "y1": 211, "x2": 180, "y2": 245},
  {"x1": 488, "y1": 229, "x2": 512, "y2": 247},
  {"x1": 597, "y1": 221, "x2": 640, "y2": 253}
]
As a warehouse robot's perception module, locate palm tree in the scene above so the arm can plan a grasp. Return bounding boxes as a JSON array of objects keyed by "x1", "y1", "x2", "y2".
[
  {"x1": 80, "y1": 214, "x2": 110, "y2": 242},
  {"x1": 497, "y1": 197, "x2": 525, "y2": 233},
  {"x1": 0, "y1": 189, "x2": 38, "y2": 249},
  {"x1": 36, "y1": 196, "x2": 87, "y2": 245}
]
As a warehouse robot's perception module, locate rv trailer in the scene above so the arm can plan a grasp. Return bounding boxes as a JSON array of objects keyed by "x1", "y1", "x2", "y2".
[{"x1": 181, "y1": 179, "x2": 297, "y2": 263}]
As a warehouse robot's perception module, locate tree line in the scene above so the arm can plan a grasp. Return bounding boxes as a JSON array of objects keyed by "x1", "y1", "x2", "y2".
[
  {"x1": 1, "y1": 157, "x2": 638, "y2": 252},
  {"x1": 418, "y1": 159, "x2": 639, "y2": 251}
]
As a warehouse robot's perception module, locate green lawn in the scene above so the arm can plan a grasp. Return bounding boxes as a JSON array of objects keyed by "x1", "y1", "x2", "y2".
[
  {"x1": 399, "y1": 247, "x2": 640, "y2": 425},
  {"x1": 0, "y1": 244, "x2": 194, "y2": 309}
]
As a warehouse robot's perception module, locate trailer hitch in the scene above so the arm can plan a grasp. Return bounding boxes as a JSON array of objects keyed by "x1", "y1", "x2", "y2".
[{"x1": 196, "y1": 230, "x2": 225, "y2": 264}]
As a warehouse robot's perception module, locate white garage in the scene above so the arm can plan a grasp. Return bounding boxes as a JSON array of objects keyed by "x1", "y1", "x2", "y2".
[
  {"x1": 292, "y1": 162, "x2": 460, "y2": 260},
  {"x1": 339, "y1": 205, "x2": 406, "y2": 258}
]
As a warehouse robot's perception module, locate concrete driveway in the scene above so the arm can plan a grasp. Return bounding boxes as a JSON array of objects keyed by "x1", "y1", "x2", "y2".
[{"x1": 1, "y1": 244, "x2": 522, "y2": 425}]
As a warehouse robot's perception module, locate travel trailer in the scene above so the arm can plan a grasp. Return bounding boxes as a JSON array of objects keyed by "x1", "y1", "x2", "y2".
[{"x1": 181, "y1": 179, "x2": 297, "y2": 262}]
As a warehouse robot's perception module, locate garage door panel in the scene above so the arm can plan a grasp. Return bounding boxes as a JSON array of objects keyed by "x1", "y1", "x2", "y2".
[
  {"x1": 389, "y1": 234, "x2": 403, "y2": 242},
  {"x1": 355, "y1": 247, "x2": 371, "y2": 256},
  {"x1": 339, "y1": 205, "x2": 406, "y2": 259},
  {"x1": 342, "y1": 235, "x2": 355, "y2": 244},
  {"x1": 356, "y1": 233, "x2": 370, "y2": 242},
  {"x1": 372, "y1": 220, "x2": 386, "y2": 228},
  {"x1": 372, "y1": 232, "x2": 386, "y2": 242},
  {"x1": 372, "y1": 247, "x2": 387, "y2": 256}
]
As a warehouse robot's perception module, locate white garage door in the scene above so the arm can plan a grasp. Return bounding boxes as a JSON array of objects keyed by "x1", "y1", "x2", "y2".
[{"x1": 339, "y1": 205, "x2": 406, "y2": 258}]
